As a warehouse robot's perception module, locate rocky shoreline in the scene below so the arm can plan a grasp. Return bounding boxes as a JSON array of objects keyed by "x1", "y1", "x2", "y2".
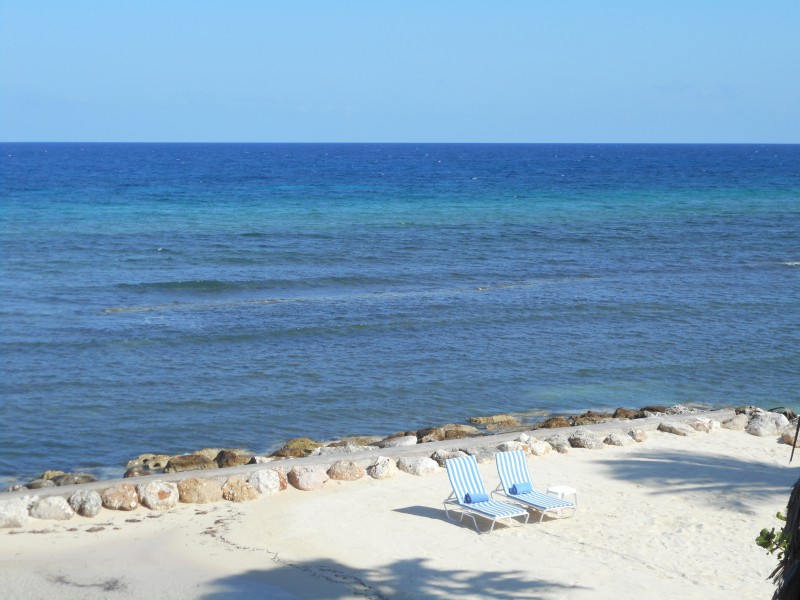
[{"x1": 1, "y1": 404, "x2": 797, "y2": 528}]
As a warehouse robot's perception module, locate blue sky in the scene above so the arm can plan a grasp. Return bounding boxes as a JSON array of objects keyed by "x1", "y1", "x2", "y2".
[{"x1": 1, "y1": 1, "x2": 798, "y2": 143}]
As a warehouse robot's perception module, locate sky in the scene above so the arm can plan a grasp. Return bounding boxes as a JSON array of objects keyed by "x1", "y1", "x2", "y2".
[{"x1": 1, "y1": 1, "x2": 798, "y2": 143}]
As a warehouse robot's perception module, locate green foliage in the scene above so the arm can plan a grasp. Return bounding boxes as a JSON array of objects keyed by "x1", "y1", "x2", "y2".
[{"x1": 757, "y1": 512, "x2": 790, "y2": 559}]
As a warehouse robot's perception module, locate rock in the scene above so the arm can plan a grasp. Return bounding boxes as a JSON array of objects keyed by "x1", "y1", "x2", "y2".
[
  {"x1": 136, "y1": 480, "x2": 179, "y2": 510},
  {"x1": 248, "y1": 468, "x2": 287, "y2": 495},
  {"x1": 497, "y1": 441, "x2": 528, "y2": 453},
  {"x1": 722, "y1": 413, "x2": 749, "y2": 430},
  {"x1": 271, "y1": 438, "x2": 321, "y2": 458},
  {"x1": 397, "y1": 456, "x2": 439, "y2": 476},
  {"x1": 311, "y1": 444, "x2": 380, "y2": 456},
  {"x1": 465, "y1": 446, "x2": 498, "y2": 464},
  {"x1": 222, "y1": 477, "x2": 259, "y2": 502},
  {"x1": 30, "y1": 496, "x2": 75, "y2": 520},
  {"x1": 538, "y1": 416, "x2": 571, "y2": 429},
  {"x1": 0, "y1": 496, "x2": 36, "y2": 527},
  {"x1": 468, "y1": 414, "x2": 521, "y2": 427},
  {"x1": 378, "y1": 435, "x2": 418, "y2": 448},
  {"x1": 164, "y1": 454, "x2": 219, "y2": 473},
  {"x1": 288, "y1": 466, "x2": 329, "y2": 491},
  {"x1": 327, "y1": 461, "x2": 366, "y2": 481},
  {"x1": 545, "y1": 434, "x2": 571, "y2": 454},
  {"x1": 101, "y1": 483, "x2": 139, "y2": 511},
  {"x1": 367, "y1": 457, "x2": 398, "y2": 480},
  {"x1": 26, "y1": 479, "x2": 56, "y2": 489},
  {"x1": 613, "y1": 407, "x2": 642, "y2": 420},
  {"x1": 248, "y1": 456, "x2": 279, "y2": 464},
  {"x1": 568, "y1": 429, "x2": 604, "y2": 449},
  {"x1": 124, "y1": 466, "x2": 151, "y2": 478},
  {"x1": 50, "y1": 473, "x2": 97, "y2": 486},
  {"x1": 528, "y1": 439, "x2": 552, "y2": 456},
  {"x1": 516, "y1": 433, "x2": 531, "y2": 444},
  {"x1": 215, "y1": 449, "x2": 253, "y2": 468},
  {"x1": 417, "y1": 424, "x2": 480, "y2": 442},
  {"x1": 665, "y1": 404, "x2": 699, "y2": 415},
  {"x1": 194, "y1": 448, "x2": 224, "y2": 461},
  {"x1": 746, "y1": 413, "x2": 790, "y2": 437},
  {"x1": 657, "y1": 421, "x2": 696, "y2": 437},
  {"x1": 68, "y1": 489, "x2": 103, "y2": 517},
  {"x1": 628, "y1": 429, "x2": 648, "y2": 443},
  {"x1": 430, "y1": 449, "x2": 468, "y2": 467},
  {"x1": 735, "y1": 405, "x2": 760, "y2": 416},
  {"x1": 640, "y1": 405, "x2": 668, "y2": 414},
  {"x1": 178, "y1": 478, "x2": 223, "y2": 504},
  {"x1": 687, "y1": 418, "x2": 720, "y2": 433},
  {"x1": 126, "y1": 454, "x2": 172, "y2": 470},
  {"x1": 570, "y1": 411, "x2": 612, "y2": 426},
  {"x1": 781, "y1": 433, "x2": 800, "y2": 447},
  {"x1": 604, "y1": 432, "x2": 634, "y2": 447},
  {"x1": 334, "y1": 435, "x2": 384, "y2": 447},
  {"x1": 6, "y1": 484, "x2": 28, "y2": 492},
  {"x1": 38, "y1": 470, "x2": 66, "y2": 481}
]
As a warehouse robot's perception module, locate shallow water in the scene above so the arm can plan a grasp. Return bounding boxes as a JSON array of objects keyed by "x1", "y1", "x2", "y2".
[{"x1": 1, "y1": 143, "x2": 799, "y2": 482}]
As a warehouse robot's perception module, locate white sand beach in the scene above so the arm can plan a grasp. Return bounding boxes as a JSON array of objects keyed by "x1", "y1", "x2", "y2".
[{"x1": 1, "y1": 425, "x2": 796, "y2": 599}]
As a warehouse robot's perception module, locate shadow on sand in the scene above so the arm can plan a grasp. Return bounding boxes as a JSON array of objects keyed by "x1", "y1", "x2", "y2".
[
  {"x1": 597, "y1": 448, "x2": 797, "y2": 512},
  {"x1": 199, "y1": 556, "x2": 585, "y2": 600}
]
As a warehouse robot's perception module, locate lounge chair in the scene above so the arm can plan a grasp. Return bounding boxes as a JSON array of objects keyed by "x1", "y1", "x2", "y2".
[
  {"x1": 493, "y1": 450, "x2": 577, "y2": 523},
  {"x1": 443, "y1": 454, "x2": 530, "y2": 533}
]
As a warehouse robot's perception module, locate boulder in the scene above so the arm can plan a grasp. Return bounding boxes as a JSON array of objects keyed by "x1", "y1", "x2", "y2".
[
  {"x1": 516, "y1": 433, "x2": 531, "y2": 444},
  {"x1": 30, "y1": 496, "x2": 75, "y2": 520},
  {"x1": 222, "y1": 477, "x2": 259, "y2": 502},
  {"x1": 640, "y1": 405, "x2": 668, "y2": 414},
  {"x1": 378, "y1": 435, "x2": 418, "y2": 448},
  {"x1": 126, "y1": 454, "x2": 172, "y2": 470},
  {"x1": 178, "y1": 478, "x2": 223, "y2": 504},
  {"x1": 528, "y1": 439, "x2": 552, "y2": 456},
  {"x1": 568, "y1": 429, "x2": 604, "y2": 450},
  {"x1": 468, "y1": 414, "x2": 521, "y2": 428},
  {"x1": 334, "y1": 435, "x2": 384, "y2": 447},
  {"x1": 570, "y1": 411, "x2": 612, "y2": 426},
  {"x1": 613, "y1": 408, "x2": 642, "y2": 420},
  {"x1": 722, "y1": 414, "x2": 749, "y2": 431},
  {"x1": 497, "y1": 441, "x2": 528, "y2": 453},
  {"x1": 430, "y1": 449, "x2": 468, "y2": 468},
  {"x1": 665, "y1": 404, "x2": 699, "y2": 415},
  {"x1": 215, "y1": 449, "x2": 253, "y2": 468},
  {"x1": 248, "y1": 468, "x2": 287, "y2": 495},
  {"x1": 397, "y1": 456, "x2": 439, "y2": 476},
  {"x1": 687, "y1": 418, "x2": 720, "y2": 433},
  {"x1": 746, "y1": 413, "x2": 790, "y2": 437},
  {"x1": 0, "y1": 496, "x2": 36, "y2": 527},
  {"x1": 311, "y1": 444, "x2": 380, "y2": 456},
  {"x1": 68, "y1": 489, "x2": 103, "y2": 517},
  {"x1": 781, "y1": 433, "x2": 800, "y2": 447},
  {"x1": 628, "y1": 429, "x2": 648, "y2": 443},
  {"x1": 50, "y1": 473, "x2": 97, "y2": 486},
  {"x1": 124, "y1": 466, "x2": 151, "y2": 478},
  {"x1": 367, "y1": 457, "x2": 398, "y2": 480},
  {"x1": 604, "y1": 432, "x2": 634, "y2": 447},
  {"x1": 164, "y1": 454, "x2": 219, "y2": 473},
  {"x1": 288, "y1": 466, "x2": 329, "y2": 491},
  {"x1": 38, "y1": 470, "x2": 66, "y2": 481},
  {"x1": 194, "y1": 448, "x2": 224, "y2": 461},
  {"x1": 271, "y1": 438, "x2": 322, "y2": 458},
  {"x1": 248, "y1": 456, "x2": 279, "y2": 464},
  {"x1": 538, "y1": 416, "x2": 570, "y2": 429},
  {"x1": 465, "y1": 446, "x2": 499, "y2": 464},
  {"x1": 26, "y1": 479, "x2": 55, "y2": 489},
  {"x1": 545, "y1": 434, "x2": 571, "y2": 454},
  {"x1": 101, "y1": 483, "x2": 139, "y2": 511},
  {"x1": 136, "y1": 480, "x2": 179, "y2": 510},
  {"x1": 417, "y1": 424, "x2": 479, "y2": 442},
  {"x1": 327, "y1": 461, "x2": 366, "y2": 481},
  {"x1": 657, "y1": 421, "x2": 696, "y2": 437}
]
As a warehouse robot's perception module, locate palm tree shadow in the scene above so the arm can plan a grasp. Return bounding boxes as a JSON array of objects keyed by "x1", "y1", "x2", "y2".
[
  {"x1": 598, "y1": 448, "x2": 797, "y2": 512},
  {"x1": 199, "y1": 557, "x2": 587, "y2": 599}
]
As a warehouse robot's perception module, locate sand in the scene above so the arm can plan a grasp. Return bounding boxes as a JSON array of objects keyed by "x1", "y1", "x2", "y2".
[{"x1": 1, "y1": 425, "x2": 796, "y2": 599}]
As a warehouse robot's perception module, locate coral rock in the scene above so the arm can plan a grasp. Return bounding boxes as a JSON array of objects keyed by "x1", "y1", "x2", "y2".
[
  {"x1": 327, "y1": 461, "x2": 366, "y2": 481},
  {"x1": 222, "y1": 477, "x2": 259, "y2": 502},
  {"x1": 178, "y1": 478, "x2": 223, "y2": 504},
  {"x1": 102, "y1": 483, "x2": 139, "y2": 511},
  {"x1": 30, "y1": 496, "x2": 75, "y2": 520},
  {"x1": 69, "y1": 489, "x2": 103, "y2": 517},
  {"x1": 288, "y1": 466, "x2": 329, "y2": 491},
  {"x1": 137, "y1": 480, "x2": 179, "y2": 510},
  {"x1": 367, "y1": 457, "x2": 398, "y2": 480}
]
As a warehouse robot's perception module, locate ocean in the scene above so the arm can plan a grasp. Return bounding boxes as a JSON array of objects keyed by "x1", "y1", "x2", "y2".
[{"x1": 1, "y1": 143, "x2": 798, "y2": 483}]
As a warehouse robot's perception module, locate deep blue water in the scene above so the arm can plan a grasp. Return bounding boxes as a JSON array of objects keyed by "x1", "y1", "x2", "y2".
[{"x1": 1, "y1": 143, "x2": 799, "y2": 483}]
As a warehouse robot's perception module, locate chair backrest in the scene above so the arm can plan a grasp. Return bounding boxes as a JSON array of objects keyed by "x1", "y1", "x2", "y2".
[
  {"x1": 445, "y1": 455, "x2": 488, "y2": 502},
  {"x1": 495, "y1": 450, "x2": 533, "y2": 494}
]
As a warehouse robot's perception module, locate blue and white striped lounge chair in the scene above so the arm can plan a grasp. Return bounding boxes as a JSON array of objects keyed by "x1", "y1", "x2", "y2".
[
  {"x1": 494, "y1": 450, "x2": 577, "y2": 523},
  {"x1": 444, "y1": 454, "x2": 530, "y2": 533}
]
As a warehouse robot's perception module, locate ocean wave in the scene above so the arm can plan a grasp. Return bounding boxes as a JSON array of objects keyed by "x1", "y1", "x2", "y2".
[
  {"x1": 782, "y1": 261, "x2": 800, "y2": 267},
  {"x1": 116, "y1": 275, "x2": 399, "y2": 295}
]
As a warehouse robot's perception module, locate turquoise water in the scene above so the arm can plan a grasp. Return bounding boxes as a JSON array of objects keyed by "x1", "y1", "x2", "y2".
[{"x1": 1, "y1": 143, "x2": 799, "y2": 482}]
